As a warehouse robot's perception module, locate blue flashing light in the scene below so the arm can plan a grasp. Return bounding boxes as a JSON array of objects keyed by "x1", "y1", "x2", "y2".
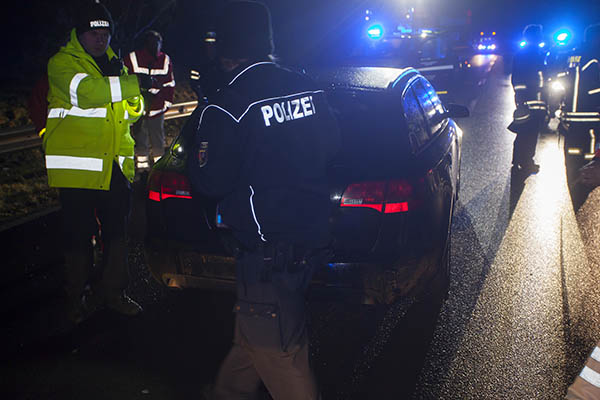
[
  {"x1": 519, "y1": 40, "x2": 527, "y2": 47},
  {"x1": 367, "y1": 24, "x2": 384, "y2": 40},
  {"x1": 554, "y1": 29, "x2": 572, "y2": 46},
  {"x1": 539, "y1": 41, "x2": 546, "y2": 48}
]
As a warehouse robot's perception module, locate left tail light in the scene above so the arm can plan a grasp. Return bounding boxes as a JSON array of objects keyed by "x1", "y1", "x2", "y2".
[
  {"x1": 148, "y1": 170, "x2": 193, "y2": 202},
  {"x1": 340, "y1": 179, "x2": 420, "y2": 214}
]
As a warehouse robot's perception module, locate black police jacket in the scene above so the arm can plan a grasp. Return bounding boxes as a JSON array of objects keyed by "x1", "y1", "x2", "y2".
[
  {"x1": 512, "y1": 44, "x2": 546, "y2": 104},
  {"x1": 187, "y1": 61, "x2": 340, "y2": 250}
]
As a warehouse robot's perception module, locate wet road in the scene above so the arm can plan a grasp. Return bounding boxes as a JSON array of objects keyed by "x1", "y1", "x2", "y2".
[{"x1": 3, "y1": 56, "x2": 600, "y2": 399}]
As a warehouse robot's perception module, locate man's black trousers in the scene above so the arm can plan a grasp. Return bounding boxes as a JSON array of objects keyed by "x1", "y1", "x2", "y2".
[{"x1": 58, "y1": 164, "x2": 132, "y2": 304}]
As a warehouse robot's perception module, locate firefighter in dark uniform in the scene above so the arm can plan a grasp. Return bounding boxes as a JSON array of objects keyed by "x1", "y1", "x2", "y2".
[
  {"x1": 565, "y1": 23, "x2": 600, "y2": 116},
  {"x1": 509, "y1": 24, "x2": 547, "y2": 175},
  {"x1": 571, "y1": 23, "x2": 600, "y2": 190},
  {"x1": 186, "y1": 2, "x2": 340, "y2": 399}
]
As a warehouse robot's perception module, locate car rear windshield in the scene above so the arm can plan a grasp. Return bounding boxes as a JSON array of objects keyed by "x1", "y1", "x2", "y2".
[{"x1": 326, "y1": 89, "x2": 411, "y2": 177}]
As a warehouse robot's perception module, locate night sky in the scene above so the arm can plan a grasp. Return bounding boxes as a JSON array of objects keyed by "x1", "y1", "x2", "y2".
[{"x1": 1, "y1": 0, "x2": 599, "y2": 84}]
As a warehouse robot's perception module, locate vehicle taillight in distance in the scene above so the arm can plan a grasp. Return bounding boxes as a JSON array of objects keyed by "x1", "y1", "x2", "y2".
[
  {"x1": 340, "y1": 179, "x2": 414, "y2": 213},
  {"x1": 148, "y1": 170, "x2": 193, "y2": 202}
]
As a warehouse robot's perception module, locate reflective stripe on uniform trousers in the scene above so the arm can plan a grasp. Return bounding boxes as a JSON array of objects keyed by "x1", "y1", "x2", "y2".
[
  {"x1": 589, "y1": 88, "x2": 600, "y2": 95},
  {"x1": 514, "y1": 85, "x2": 527, "y2": 90},
  {"x1": 163, "y1": 80, "x2": 175, "y2": 87},
  {"x1": 69, "y1": 73, "x2": 88, "y2": 107},
  {"x1": 48, "y1": 107, "x2": 107, "y2": 119},
  {"x1": 45, "y1": 155, "x2": 103, "y2": 171},
  {"x1": 567, "y1": 345, "x2": 600, "y2": 398},
  {"x1": 137, "y1": 155, "x2": 149, "y2": 169},
  {"x1": 580, "y1": 366, "x2": 600, "y2": 388},
  {"x1": 153, "y1": 156, "x2": 162, "y2": 162}
]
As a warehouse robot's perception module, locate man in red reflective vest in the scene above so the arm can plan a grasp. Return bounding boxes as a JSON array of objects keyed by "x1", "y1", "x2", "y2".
[{"x1": 125, "y1": 30, "x2": 175, "y2": 171}]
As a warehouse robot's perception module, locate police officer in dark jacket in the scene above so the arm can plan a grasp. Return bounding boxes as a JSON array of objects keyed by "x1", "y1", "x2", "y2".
[
  {"x1": 509, "y1": 24, "x2": 547, "y2": 175},
  {"x1": 186, "y1": 2, "x2": 340, "y2": 399}
]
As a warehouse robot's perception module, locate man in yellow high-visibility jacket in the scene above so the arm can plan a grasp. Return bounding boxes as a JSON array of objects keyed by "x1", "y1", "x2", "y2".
[{"x1": 43, "y1": 2, "x2": 151, "y2": 324}]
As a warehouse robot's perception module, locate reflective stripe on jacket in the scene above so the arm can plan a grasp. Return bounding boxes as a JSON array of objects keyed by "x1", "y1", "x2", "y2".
[
  {"x1": 124, "y1": 49, "x2": 175, "y2": 118},
  {"x1": 43, "y1": 28, "x2": 143, "y2": 190}
]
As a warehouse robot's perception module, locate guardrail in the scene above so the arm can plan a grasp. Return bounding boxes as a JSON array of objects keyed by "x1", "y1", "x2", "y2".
[{"x1": 0, "y1": 100, "x2": 199, "y2": 154}]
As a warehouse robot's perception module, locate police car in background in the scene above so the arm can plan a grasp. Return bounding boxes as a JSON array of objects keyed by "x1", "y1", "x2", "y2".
[
  {"x1": 344, "y1": 20, "x2": 470, "y2": 104},
  {"x1": 473, "y1": 31, "x2": 499, "y2": 54},
  {"x1": 144, "y1": 66, "x2": 469, "y2": 304}
]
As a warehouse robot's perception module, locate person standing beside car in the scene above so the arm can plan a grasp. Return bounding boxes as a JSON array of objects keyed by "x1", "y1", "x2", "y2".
[
  {"x1": 186, "y1": 2, "x2": 339, "y2": 399},
  {"x1": 124, "y1": 30, "x2": 175, "y2": 173},
  {"x1": 509, "y1": 24, "x2": 547, "y2": 175},
  {"x1": 43, "y1": 1, "x2": 153, "y2": 325}
]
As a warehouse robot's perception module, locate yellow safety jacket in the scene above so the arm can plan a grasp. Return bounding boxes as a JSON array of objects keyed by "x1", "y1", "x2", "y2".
[{"x1": 43, "y1": 29, "x2": 144, "y2": 190}]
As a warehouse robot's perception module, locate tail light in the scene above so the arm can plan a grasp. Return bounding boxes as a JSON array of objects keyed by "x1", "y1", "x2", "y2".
[
  {"x1": 340, "y1": 182, "x2": 385, "y2": 212},
  {"x1": 340, "y1": 179, "x2": 419, "y2": 213},
  {"x1": 148, "y1": 170, "x2": 193, "y2": 202}
]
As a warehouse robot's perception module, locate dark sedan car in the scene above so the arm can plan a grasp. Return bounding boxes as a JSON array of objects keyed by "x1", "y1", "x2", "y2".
[{"x1": 144, "y1": 66, "x2": 468, "y2": 304}]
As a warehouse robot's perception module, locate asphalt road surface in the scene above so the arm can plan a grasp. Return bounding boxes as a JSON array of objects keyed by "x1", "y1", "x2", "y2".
[{"x1": 2, "y1": 55, "x2": 600, "y2": 399}]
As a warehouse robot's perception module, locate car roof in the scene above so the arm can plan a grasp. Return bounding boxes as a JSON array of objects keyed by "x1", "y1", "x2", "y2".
[{"x1": 306, "y1": 66, "x2": 419, "y2": 92}]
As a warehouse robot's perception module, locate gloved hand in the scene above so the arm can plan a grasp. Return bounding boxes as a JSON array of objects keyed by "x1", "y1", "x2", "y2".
[
  {"x1": 137, "y1": 74, "x2": 156, "y2": 91},
  {"x1": 106, "y1": 57, "x2": 124, "y2": 76}
]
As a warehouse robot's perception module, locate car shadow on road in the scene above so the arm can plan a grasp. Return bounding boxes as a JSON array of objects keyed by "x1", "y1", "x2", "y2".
[{"x1": 410, "y1": 197, "x2": 509, "y2": 398}]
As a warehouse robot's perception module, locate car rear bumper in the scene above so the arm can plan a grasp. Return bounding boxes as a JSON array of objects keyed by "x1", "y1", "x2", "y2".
[{"x1": 144, "y1": 234, "x2": 446, "y2": 303}]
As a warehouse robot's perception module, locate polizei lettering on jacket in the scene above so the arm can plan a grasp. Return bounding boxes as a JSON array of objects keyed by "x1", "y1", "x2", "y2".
[{"x1": 260, "y1": 95, "x2": 316, "y2": 127}]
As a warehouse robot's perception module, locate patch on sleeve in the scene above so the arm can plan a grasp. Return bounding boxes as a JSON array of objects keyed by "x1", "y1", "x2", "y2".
[{"x1": 198, "y1": 141, "x2": 208, "y2": 168}]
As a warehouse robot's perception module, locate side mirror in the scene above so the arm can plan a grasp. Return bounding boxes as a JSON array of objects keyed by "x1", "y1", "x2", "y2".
[{"x1": 446, "y1": 103, "x2": 470, "y2": 118}]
